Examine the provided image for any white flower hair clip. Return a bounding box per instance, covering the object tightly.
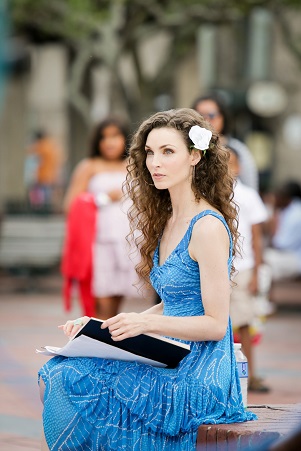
[189,125,212,155]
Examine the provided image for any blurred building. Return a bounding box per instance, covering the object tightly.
[175,8,301,192]
[1,7,301,212]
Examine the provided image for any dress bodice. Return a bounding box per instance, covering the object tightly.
[88,171,125,196]
[87,171,129,242]
[150,210,233,319]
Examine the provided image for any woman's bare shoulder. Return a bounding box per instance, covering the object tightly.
[74,158,93,172]
[192,213,229,245]
[73,158,101,178]
[189,214,230,262]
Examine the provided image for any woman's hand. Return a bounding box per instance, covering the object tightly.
[101,313,149,341]
[248,272,259,295]
[107,188,123,202]
[58,316,90,339]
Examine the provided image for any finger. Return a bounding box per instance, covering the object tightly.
[102,314,124,331]
[65,321,75,336]
[101,320,108,329]
[110,327,127,338]
[103,314,122,327]
[111,332,130,341]
[108,319,122,332]
[70,325,82,338]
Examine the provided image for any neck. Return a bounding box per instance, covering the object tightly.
[168,182,201,220]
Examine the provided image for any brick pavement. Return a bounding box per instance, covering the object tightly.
[0,284,301,450]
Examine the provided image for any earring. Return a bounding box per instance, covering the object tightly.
[192,165,196,184]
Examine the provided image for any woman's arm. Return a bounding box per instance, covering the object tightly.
[63,159,93,213]
[102,216,231,342]
[249,222,264,294]
[141,302,163,315]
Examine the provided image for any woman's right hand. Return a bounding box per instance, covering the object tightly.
[58,316,90,339]
[108,188,123,202]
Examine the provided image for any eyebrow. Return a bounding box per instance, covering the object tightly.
[145,144,176,149]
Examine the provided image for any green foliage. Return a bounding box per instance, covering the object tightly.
[10,0,109,43]
[8,0,301,121]
[10,0,300,42]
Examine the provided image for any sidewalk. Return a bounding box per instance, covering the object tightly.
[0,285,301,450]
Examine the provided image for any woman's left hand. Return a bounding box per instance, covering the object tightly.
[58,316,90,339]
[101,313,149,341]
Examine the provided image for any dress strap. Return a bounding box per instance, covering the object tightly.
[187,210,233,257]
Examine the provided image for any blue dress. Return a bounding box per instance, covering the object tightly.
[39,210,256,450]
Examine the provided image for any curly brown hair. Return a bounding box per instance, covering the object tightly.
[125,108,238,287]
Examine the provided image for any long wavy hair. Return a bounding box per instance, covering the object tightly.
[125,108,238,287]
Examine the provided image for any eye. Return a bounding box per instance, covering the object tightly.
[145,149,153,155]
[163,148,174,154]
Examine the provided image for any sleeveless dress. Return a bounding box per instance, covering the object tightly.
[38,210,256,450]
[88,172,138,298]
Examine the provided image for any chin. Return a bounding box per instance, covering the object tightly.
[104,154,123,161]
[153,181,170,190]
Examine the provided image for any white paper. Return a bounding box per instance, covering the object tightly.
[36,335,167,367]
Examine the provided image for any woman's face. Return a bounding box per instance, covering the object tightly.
[195,100,224,135]
[145,127,200,191]
[98,125,126,160]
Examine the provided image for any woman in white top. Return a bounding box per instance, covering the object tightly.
[63,117,138,319]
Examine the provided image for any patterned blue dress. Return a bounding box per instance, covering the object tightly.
[39,210,256,450]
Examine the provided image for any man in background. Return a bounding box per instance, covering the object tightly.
[25,130,63,209]
[228,146,270,393]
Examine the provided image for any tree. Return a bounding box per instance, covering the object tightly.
[9,0,301,124]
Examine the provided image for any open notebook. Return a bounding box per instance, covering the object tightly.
[36,317,190,368]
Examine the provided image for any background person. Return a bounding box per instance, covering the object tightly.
[25,129,63,208]
[228,146,270,393]
[63,117,138,319]
[39,108,256,451]
[264,180,301,281]
[192,93,259,191]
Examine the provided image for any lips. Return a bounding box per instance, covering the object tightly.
[153,173,165,178]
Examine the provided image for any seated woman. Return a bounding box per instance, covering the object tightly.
[39,108,256,451]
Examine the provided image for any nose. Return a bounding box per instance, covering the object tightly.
[150,152,162,168]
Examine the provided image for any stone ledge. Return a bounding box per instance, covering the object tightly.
[270,278,301,308]
[197,404,301,450]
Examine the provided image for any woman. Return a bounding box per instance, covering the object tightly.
[39,108,256,450]
[63,117,138,319]
[192,93,259,191]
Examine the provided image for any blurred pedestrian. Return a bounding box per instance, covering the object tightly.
[63,117,138,320]
[24,130,63,208]
[192,93,259,191]
[264,180,301,280]
[228,146,270,393]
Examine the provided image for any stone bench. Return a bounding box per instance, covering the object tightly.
[197,404,301,450]
[270,278,301,309]
[0,214,65,269]
[0,214,65,291]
